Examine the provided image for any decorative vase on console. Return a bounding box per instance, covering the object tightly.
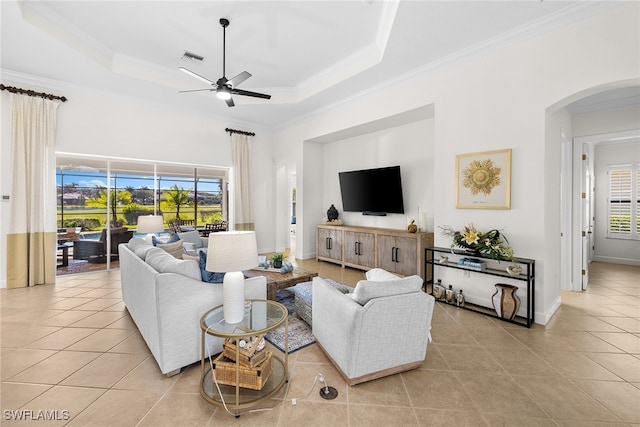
[492,284,520,320]
[327,204,339,221]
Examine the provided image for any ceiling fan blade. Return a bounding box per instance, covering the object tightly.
[178,67,216,85]
[232,88,271,99]
[225,97,235,107]
[178,88,217,93]
[227,71,251,88]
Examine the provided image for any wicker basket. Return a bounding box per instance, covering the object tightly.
[212,351,273,390]
[223,335,267,367]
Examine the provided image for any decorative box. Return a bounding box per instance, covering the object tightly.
[223,335,267,367]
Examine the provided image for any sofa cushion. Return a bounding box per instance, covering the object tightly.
[178,230,204,249]
[134,244,157,260]
[198,251,225,283]
[145,248,201,280]
[351,275,423,306]
[365,268,401,282]
[156,240,184,258]
[128,237,148,252]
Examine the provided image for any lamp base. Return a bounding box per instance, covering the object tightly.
[223,271,245,324]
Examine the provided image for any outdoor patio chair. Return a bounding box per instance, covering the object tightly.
[73,227,134,262]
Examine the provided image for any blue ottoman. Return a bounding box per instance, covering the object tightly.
[292,279,354,325]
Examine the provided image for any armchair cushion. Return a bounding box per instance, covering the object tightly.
[365,268,401,281]
[351,275,423,305]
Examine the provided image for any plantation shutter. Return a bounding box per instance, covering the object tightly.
[608,168,632,236]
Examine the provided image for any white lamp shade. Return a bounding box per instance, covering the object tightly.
[206,231,258,272]
[137,215,164,233]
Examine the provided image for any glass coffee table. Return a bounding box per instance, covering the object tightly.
[199,300,288,417]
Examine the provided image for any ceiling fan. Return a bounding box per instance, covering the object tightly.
[179,18,271,107]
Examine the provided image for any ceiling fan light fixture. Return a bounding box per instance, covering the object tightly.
[216,87,231,100]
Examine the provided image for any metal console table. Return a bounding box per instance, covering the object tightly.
[425,247,535,327]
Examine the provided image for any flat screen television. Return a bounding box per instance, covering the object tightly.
[338,165,405,216]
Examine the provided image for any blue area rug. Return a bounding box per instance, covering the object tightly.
[264,286,315,354]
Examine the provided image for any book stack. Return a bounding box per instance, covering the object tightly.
[458,257,487,271]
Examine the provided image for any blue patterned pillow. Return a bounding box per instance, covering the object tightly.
[198,251,225,283]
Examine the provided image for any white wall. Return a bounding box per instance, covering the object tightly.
[320,119,434,231]
[594,141,640,265]
[273,2,640,324]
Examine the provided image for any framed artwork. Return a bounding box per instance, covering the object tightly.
[455,148,511,209]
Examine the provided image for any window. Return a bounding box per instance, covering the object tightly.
[56,156,227,231]
[608,164,639,239]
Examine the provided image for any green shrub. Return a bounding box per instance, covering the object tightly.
[122,204,155,225]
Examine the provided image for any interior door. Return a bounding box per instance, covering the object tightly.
[581,155,594,290]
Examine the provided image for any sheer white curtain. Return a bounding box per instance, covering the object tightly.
[231,133,254,231]
[6,95,59,288]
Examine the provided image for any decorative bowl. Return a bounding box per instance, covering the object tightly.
[506,265,522,276]
[438,256,449,264]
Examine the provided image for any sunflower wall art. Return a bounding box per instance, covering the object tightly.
[455,149,511,209]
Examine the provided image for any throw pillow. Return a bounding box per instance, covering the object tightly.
[156,239,184,258]
[177,230,203,249]
[365,268,401,282]
[351,275,423,305]
[198,251,225,283]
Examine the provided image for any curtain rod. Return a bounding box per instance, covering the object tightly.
[0,84,68,102]
[225,127,255,137]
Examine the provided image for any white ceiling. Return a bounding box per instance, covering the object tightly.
[1,1,636,130]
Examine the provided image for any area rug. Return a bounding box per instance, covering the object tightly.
[264,286,315,353]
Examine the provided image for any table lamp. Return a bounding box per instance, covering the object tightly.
[137,215,164,243]
[206,231,258,323]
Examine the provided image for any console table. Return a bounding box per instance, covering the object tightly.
[425,247,535,327]
[317,224,433,279]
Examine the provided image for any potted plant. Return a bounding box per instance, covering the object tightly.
[271,252,285,268]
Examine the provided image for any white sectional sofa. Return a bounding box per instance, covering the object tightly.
[119,238,267,375]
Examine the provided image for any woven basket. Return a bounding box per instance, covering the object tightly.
[212,351,273,390]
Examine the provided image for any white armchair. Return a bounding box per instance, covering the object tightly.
[312,274,435,385]
[177,230,208,257]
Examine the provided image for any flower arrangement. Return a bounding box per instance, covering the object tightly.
[440,223,514,261]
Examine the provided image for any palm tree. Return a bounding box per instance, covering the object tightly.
[86,189,132,226]
[161,185,191,219]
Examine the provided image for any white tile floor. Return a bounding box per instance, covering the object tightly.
[2,260,639,426]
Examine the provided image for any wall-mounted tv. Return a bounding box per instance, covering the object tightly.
[338,166,405,216]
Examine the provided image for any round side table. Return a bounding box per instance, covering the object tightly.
[199,300,288,417]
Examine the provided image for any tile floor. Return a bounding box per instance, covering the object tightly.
[1,260,639,426]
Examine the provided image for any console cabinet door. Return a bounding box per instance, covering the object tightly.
[317,227,342,262]
[344,231,375,268]
[393,236,417,276]
[377,234,418,276]
[377,234,397,273]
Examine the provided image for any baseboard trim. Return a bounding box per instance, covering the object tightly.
[593,256,640,267]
